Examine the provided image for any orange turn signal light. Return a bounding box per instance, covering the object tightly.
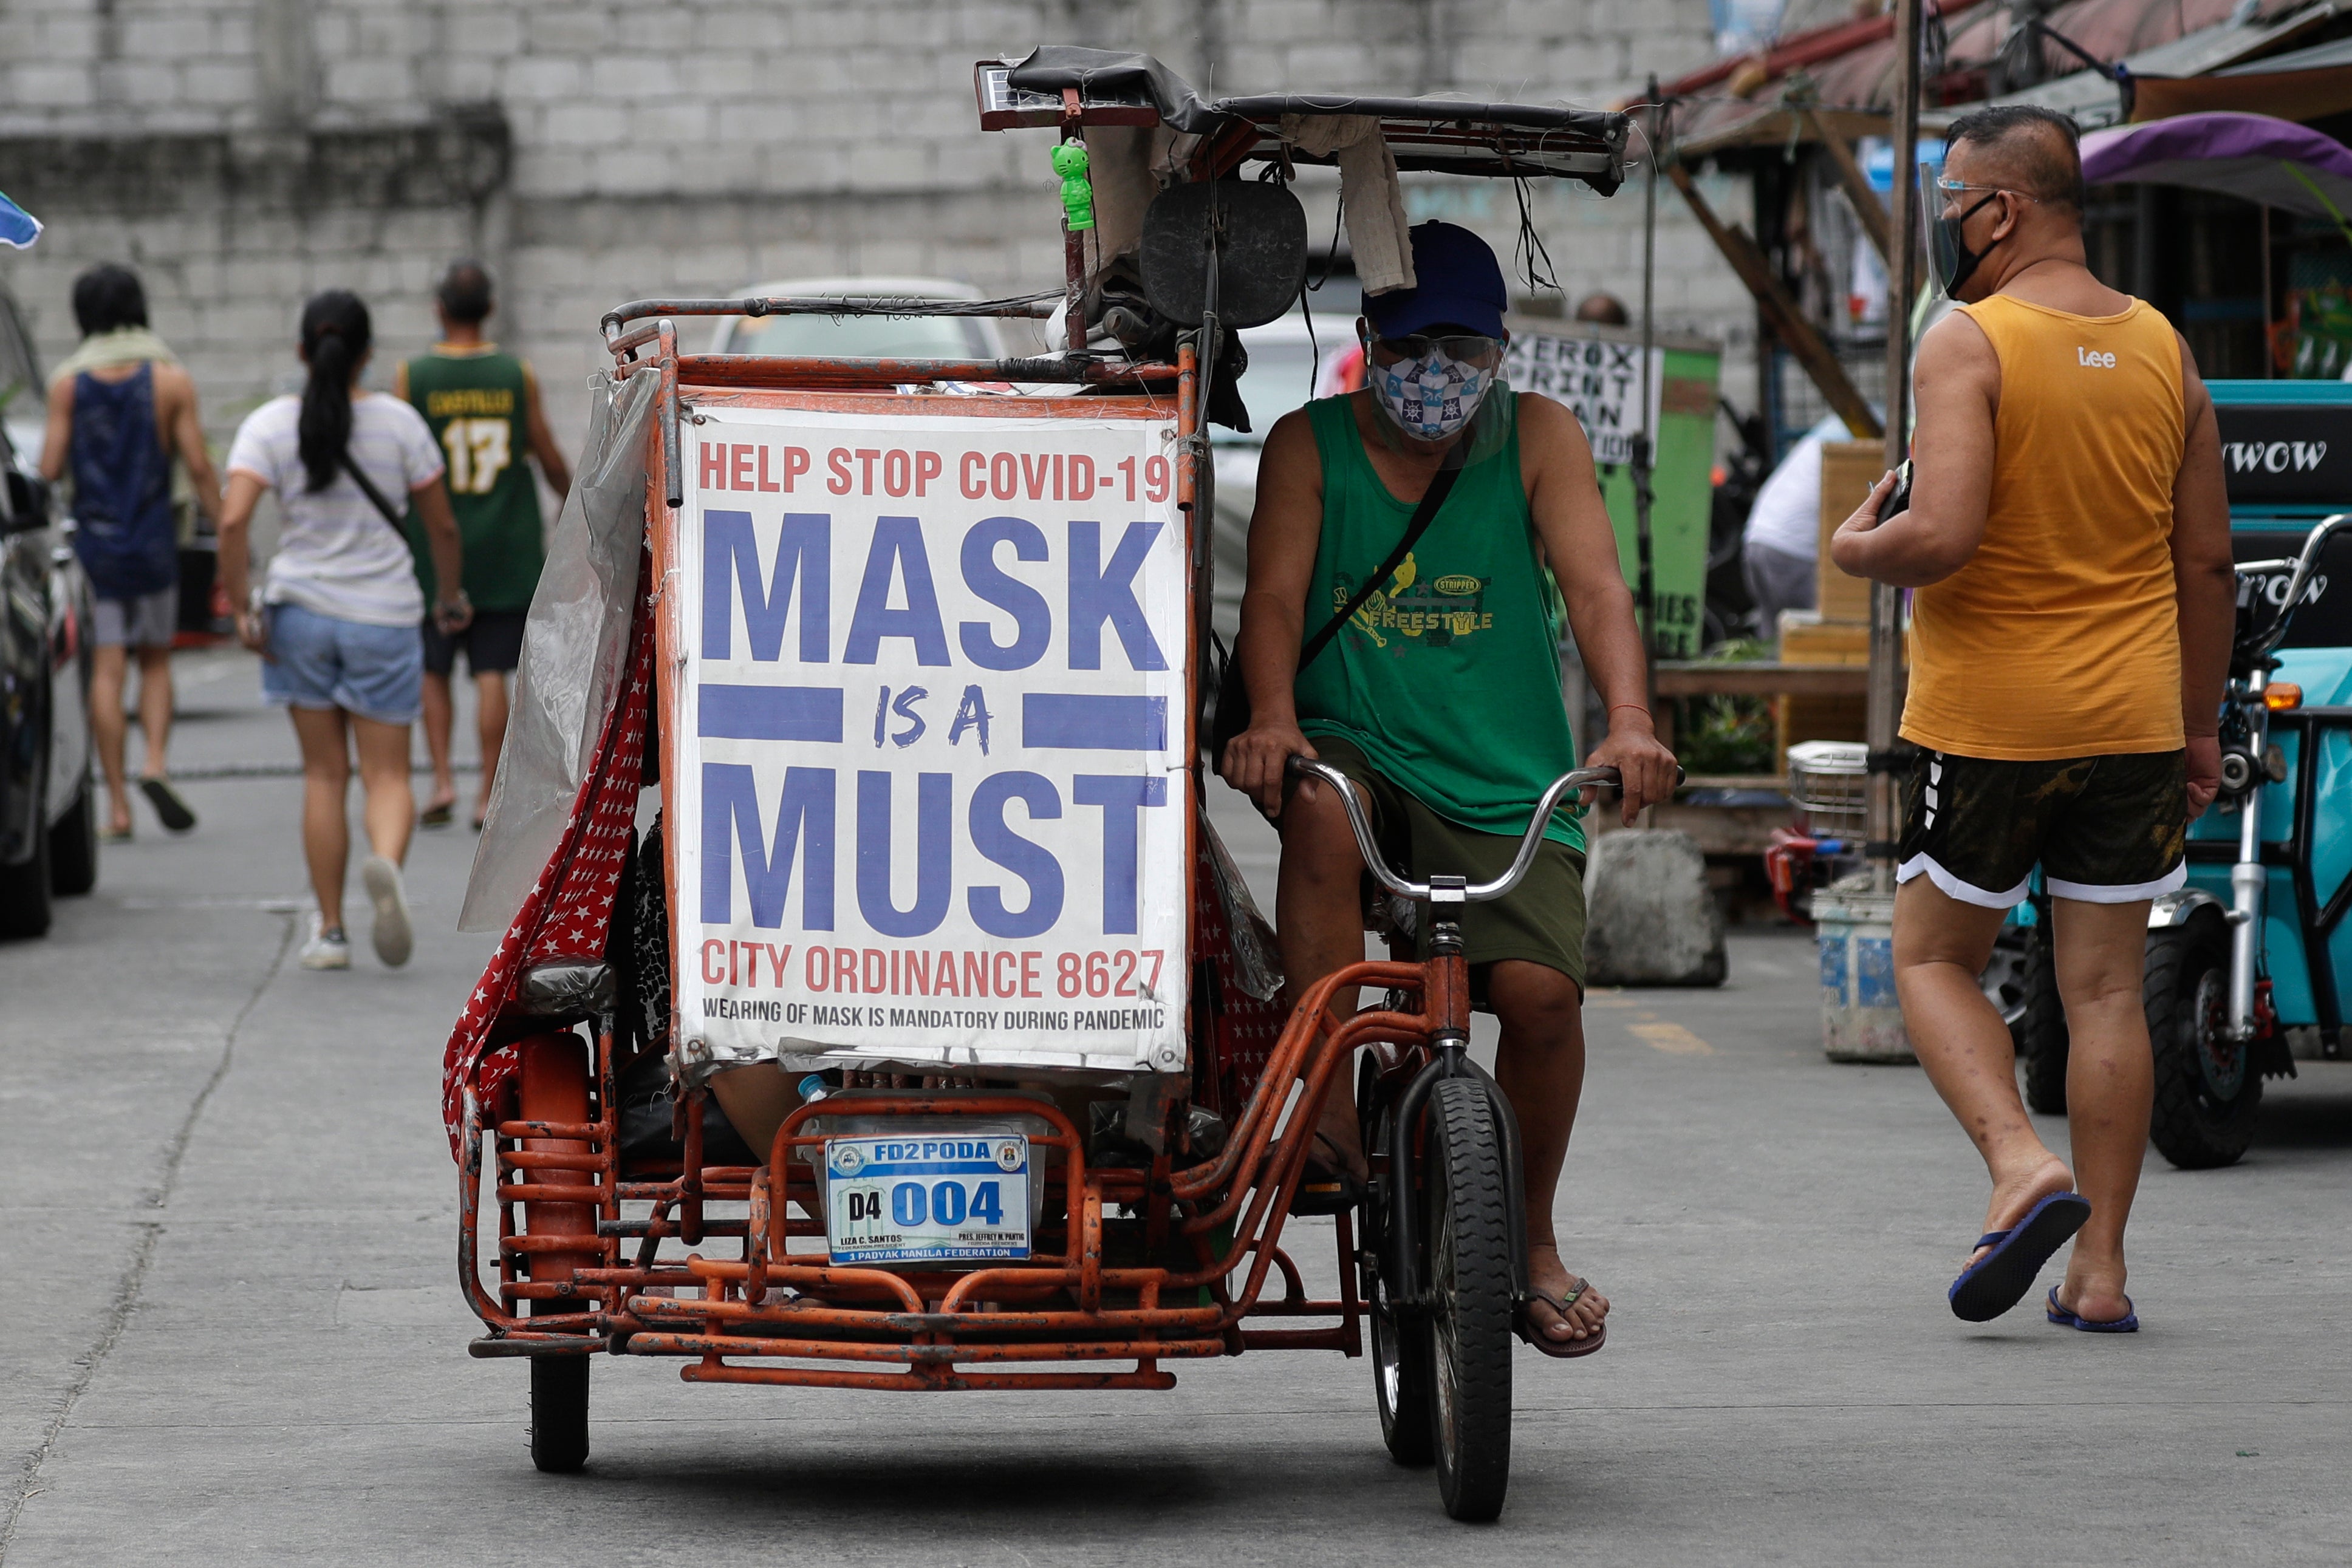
[2265,682,2303,711]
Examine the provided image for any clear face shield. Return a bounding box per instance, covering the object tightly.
[1920,163,2016,302]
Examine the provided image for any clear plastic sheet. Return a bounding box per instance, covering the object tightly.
[459,369,658,932]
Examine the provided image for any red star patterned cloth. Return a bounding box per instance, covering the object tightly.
[439,571,654,1159]
[1188,832,1291,1116]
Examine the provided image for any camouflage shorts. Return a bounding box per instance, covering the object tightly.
[1896,748,2189,906]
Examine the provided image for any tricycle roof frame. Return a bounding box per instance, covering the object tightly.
[976,49,1629,191]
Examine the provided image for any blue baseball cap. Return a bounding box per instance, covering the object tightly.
[1363,222,1509,340]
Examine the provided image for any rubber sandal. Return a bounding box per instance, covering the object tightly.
[101,824,134,844]
[1517,1281,1608,1358]
[1948,1189,2091,1322]
[419,802,454,828]
[2045,1285,2139,1333]
[138,777,197,833]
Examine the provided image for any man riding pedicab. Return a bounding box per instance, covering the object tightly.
[1219,222,1680,1356]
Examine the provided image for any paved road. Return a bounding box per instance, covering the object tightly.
[4,647,2350,1564]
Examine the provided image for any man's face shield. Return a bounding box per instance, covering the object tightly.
[1921,164,2033,302]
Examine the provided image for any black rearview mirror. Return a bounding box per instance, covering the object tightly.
[1138,180,1308,331]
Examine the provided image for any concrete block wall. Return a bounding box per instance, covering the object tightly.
[0,0,1755,461]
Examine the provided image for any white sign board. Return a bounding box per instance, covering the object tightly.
[1502,333,1665,468]
[672,403,1189,1076]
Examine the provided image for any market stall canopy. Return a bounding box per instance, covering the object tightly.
[1663,0,2336,149]
[2079,111,2352,216]
[2125,31,2352,122]
[1972,0,2344,124]
[977,46,1629,190]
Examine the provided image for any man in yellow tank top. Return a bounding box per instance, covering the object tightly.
[1831,106,2234,1332]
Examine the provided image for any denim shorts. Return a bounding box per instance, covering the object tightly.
[261,602,424,725]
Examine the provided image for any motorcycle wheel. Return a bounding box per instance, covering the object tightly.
[2146,919,2262,1170]
[2013,917,2070,1116]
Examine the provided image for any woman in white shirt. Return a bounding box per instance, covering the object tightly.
[218,290,470,972]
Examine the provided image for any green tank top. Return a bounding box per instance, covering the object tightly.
[402,347,544,612]
[1295,391,1582,851]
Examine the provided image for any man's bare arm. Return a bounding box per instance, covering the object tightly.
[156,364,222,525]
[522,364,573,501]
[1831,310,2000,587]
[1220,409,1325,817]
[1517,394,1678,821]
[38,375,72,484]
[2170,339,2234,813]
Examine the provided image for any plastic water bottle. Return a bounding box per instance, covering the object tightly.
[798,1073,829,1105]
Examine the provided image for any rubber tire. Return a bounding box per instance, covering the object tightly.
[1360,1055,1435,1467]
[0,769,55,940]
[2147,919,2261,1170]
[2015,917,2070,1116]
[49,769,98,897]
[529,1354,590,1474]
[1424,1078,1515,1523]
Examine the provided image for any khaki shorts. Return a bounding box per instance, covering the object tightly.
[1308,736,1587,1001]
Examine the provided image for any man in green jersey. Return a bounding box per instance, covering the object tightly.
[399,261,573,830]
[1222,223,1677,1357]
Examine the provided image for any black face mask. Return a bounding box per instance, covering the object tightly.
[1932,191,2003,301]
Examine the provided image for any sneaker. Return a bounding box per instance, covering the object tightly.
[361,854,413,968]
[300,919,350,970]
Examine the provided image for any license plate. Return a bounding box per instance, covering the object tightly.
[823,1133,1031,1264]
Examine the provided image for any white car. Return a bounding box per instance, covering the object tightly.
[707,276,1020,361]
[1207,305,1356,642]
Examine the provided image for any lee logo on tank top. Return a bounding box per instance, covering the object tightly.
[2075,347,2117,367]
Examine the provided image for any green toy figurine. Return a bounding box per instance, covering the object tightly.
[1051,142,1095,232]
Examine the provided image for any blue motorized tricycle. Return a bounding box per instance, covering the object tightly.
[2017,381,2352,1168]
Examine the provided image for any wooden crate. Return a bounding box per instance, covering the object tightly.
[1777,612,1870,665]
[1816,440,1884,624]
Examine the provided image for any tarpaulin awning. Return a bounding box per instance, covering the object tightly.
[2079,111,2352,216]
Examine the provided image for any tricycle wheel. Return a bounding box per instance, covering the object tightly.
[2013,913,2070,1116]
[530,1354,590,1473]
[1424,1078,1514,1522]
[1360,1055,1434,1467]
[2147,920,2261,1169]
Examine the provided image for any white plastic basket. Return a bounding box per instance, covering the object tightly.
[1787,740,1869,836]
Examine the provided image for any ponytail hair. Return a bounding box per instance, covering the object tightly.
[296,290,372,494]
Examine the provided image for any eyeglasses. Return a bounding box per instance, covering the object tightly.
[1364,332,1503,364]
[1930,179,2040,204]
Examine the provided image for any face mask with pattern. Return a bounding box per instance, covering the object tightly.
[1368,340,1494,441]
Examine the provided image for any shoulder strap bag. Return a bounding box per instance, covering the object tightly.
[1208,440,1466,760]
[338,449,411,536]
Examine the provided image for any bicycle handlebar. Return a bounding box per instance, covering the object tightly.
[1285,756,1673,906]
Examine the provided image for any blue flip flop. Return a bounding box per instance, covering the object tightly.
[1947,1190,2092,1322]
[2045,1285,2139,1333]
